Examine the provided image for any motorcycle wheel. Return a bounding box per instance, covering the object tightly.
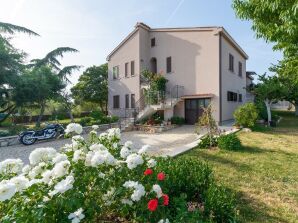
[20,133,37,145]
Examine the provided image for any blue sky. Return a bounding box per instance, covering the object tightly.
[0,0,282,85]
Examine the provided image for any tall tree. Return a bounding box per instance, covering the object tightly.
[233,0,298,114]
[12,66,65,126]
[253,74,286,125]
[0,22,39,122]
[71,64,108,113]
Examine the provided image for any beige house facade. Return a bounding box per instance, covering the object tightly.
[107,22,250,125]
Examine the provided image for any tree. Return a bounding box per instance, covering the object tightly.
[71,64,108,113]
[58,92,75,122]
[233,0,298,113]
[12,66,65,126]
[0,22,39,123]
[253,74,286,125]
[279,76,298,115]
[196,104,219,148]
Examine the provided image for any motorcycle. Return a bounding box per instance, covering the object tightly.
[19,123,65,145]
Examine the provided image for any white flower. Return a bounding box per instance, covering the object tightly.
[10,176,29,192]
[0,181,16,201]
[107,128,121,139]
[72,135,84,142]
[41,170,54,185]
[123,181,145,202]
[73,150,85,162]
[62,143,75,152]
[90,143,107,152]
[158,219,170,223]
[90,151,105,166]
[152,184,163,198]
[124,141,133,148]
[147,159,157,168]
[68,208,85,223]
[22,165,30,174]
[126,153,144,169]
[138,145,150,154]
[29,147,57,165]
[28,163,46,179]
[65,123,83,135]
[27,179,42,187]
[84,151,95,166]
[120,146,131,159]
[0,158,23,175]
[52,153,68,164]
[92,125,99,130]
[121,198,133,206]
[90,130,97,135]
[91,151,116,167]
[52,160,70,178]
[49,175,74,196]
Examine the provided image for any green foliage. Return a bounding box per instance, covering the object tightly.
[71,64,108,112]
[218,134,242,151]
[198,135,218,149]
[90,110,105,120]
[79,117,93,126]
[170,116,185,125]
[234,103,258,127]
[156,156,237,222]
[142,69,168,92]
[204,184,237,222]
[0,130,9,137]
[255,98,268,120]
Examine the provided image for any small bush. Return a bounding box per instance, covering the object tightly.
[204,183,237,222]
[90,110,105,120]
[234,103,258,128]
[170,116,185,125]
[198,135,218,149]
[79,117,93,126]
[218,134,241,150]
[0,130,10,137]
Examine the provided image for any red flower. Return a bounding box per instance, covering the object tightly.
[144,168,153,176]
[157,172,165,181]
[162,194,169,206]
[148,199,158,211]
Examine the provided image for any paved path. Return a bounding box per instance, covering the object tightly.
[0,126,198,164]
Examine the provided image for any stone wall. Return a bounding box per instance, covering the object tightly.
[0,123,120,148]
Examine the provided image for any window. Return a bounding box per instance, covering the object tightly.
[113,95,120,108]
[227,91,238,102]
[238,62,242,77]
[238,94,242,102]
[131,61,135,76]
[131,94,135,108]
[151,38,156,47]
[166,57,172,73]
[125,94,129,108]
[112,66,119,79]
[229,54,234,72]
[125,62,129,77]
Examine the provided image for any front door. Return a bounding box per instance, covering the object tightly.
[185,98,211,124]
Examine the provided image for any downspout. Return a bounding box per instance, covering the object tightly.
[219,31,223,126]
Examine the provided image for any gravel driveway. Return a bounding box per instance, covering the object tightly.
[0,126,197,164]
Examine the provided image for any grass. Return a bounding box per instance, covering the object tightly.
[182,111,298,223]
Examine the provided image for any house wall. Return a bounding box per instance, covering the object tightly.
[108,30,141,116]
[146,30,220,121]
[220,35,247,121]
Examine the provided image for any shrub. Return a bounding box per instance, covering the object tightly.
[170,116,185,125]
[0,130,10,137]
[218,134,241,150]
[79,117,93,126]
[198,135,218,149]
[90,110,104,120]
[204,183,237,222]
[233,103,258,128]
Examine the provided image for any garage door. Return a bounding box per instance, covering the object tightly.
[185,98,211,124]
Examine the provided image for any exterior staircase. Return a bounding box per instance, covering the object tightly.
[134,85,184,121]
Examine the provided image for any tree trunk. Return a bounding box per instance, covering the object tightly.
[295,104,298,116]
[68,108,74,122]
[264,99,272,126]
[0,106,16,123]
[36,103,46,127]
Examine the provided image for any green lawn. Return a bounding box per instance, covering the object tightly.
[182,111,298,223]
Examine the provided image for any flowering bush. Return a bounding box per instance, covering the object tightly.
[0,124,170,222]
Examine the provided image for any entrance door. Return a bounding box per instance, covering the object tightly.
[185,98,211,124]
